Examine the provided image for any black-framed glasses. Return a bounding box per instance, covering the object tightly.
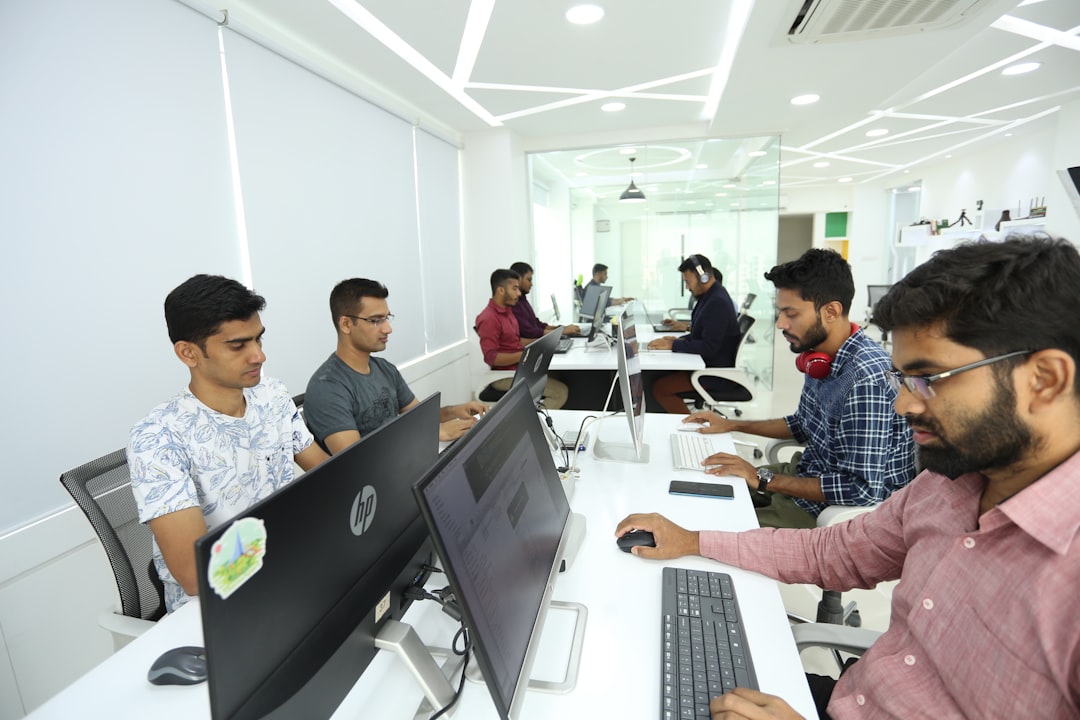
[344,314,395,327]
[884,350,1033,400]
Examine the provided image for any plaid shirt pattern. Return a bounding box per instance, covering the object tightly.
[785,327,914,515]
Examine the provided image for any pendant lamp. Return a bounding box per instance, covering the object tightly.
[619,157,646,203]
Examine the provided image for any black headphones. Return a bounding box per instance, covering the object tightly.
[687,254,710,284]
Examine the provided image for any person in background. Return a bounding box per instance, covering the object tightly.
[509,261,580,340]
[128,274,329,612]
[617,234,1080,720]
[585,262,633,307]
[304,278,487,454]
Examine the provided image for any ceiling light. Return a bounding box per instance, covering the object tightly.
[715,192,727,197]
[907,186,921,192]
[730,202,739,207]
[945,155,953,159]
[866,128,889,137]
[686,201,696,205]
[1005,132,1013,137]
[813,161,830,168]
[1002,62,1040,76]
[838,177,852,183]
[619,147,636,155]
[724,183,736,189]
[695,163,708,169]
[763,180,776,185]
[575,172,587,177]
[790,94,820,105]
[748,150,767,157]
[619,157,646,203]
[601,102,625,112]
[566,4,604,24]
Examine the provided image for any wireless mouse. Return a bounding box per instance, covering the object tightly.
[617,529,656,553]
[147,645,208,686]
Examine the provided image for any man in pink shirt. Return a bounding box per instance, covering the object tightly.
[475,268,568,408]
[617,235,1080,719]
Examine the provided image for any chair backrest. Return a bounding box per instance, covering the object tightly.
[736,313,755,339]
[739,293,756,314]
[59,449,165,622]
[866,285,891,317]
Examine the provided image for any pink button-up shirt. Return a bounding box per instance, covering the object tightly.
[701,451,1080,719]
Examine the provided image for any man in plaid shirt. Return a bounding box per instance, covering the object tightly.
[684,249,915,528]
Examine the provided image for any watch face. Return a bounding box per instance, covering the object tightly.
[756,468,774,481]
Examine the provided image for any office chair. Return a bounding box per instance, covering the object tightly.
[688,315,757,416]
[865,284,892,345]
[471,325,514,401]
[738,292,756,318]
[59,449,166,648]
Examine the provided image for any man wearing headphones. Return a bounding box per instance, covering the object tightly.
[684,249,915,528]
[646,254,743,413]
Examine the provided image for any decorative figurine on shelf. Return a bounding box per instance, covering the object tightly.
[996,210,1011,232]
[953,209,972,227]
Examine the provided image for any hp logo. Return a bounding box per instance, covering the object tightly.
[350,486,377,536]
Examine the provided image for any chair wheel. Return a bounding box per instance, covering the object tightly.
[845,610,862,628]
[753,449,763,459]
[733,409,743,417]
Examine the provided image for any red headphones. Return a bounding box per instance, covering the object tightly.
[796,323,859,380]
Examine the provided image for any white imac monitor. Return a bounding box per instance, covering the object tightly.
[550,292,561,322]
[578,283,611,322]
[412,380,586,720]
[593,306,649,463]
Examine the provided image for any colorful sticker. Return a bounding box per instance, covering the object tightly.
[207,517,267,600]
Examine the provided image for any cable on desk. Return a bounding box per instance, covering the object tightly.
[430,624,470,720]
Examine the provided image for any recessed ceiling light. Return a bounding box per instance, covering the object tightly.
[748,150,767,157]
[600,102,625,112]
[566,4,604,24]
[575,172,587,177]
[838,177,852,183]
[724,183,736,188]
[790,94,820,105]
[945,154,952,159]
[619,147,636,155]
[813,161,830,168]
[907,186,921,192]
[1005,132,1013,137]
[866,128,889,137]
[686,200,696,205]
[903,169,910,173]
[715,192,727,197]
[1002,62,1040,76]
[695,163,708,169]
[730,202,739,206]
[762,180,776,186]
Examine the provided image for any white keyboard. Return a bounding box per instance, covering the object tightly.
[670,433,718,471]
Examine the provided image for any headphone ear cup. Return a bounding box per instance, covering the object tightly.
[796,351,832,380]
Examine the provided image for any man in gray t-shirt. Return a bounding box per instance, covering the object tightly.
[305,278,487,454]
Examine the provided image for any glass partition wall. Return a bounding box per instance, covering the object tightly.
[528,136,781,389]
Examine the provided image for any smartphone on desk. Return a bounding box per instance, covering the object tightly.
[668,480,734,500]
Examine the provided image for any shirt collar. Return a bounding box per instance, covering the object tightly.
[826,325,864,373]
[487,298,511,315]
[993,448,1080,554]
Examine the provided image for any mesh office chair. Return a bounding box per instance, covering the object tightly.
[688,315,757,416]
[865,284,892,344]
[59,449,165,646]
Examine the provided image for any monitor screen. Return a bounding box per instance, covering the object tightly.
[585,286,612,342]
[594,306,648,463]
[512,327,563,405]
[195,394,443,720]
[413,381,572,720]
[578,283,611,322]
[550,292,561,322]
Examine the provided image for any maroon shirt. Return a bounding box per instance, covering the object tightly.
[475,299,522,369]
[511,293,548,339]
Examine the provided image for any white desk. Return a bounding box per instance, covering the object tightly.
[31,413,816,720]
[552,326,704,372]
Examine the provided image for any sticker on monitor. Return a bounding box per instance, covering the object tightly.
[207,517,267,600]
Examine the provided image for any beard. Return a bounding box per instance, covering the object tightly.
[908,381,1037,479]
[786,316,829,354]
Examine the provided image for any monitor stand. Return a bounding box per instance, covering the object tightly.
[374,620,467,718]
[591,415,650,464]
[464,600,588,694]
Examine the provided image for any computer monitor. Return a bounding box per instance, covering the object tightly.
[412,381,583,720]
[550,292,561,322]
[512,327,563,405]
[194,394,442,720]
[585,286,612,342]
[593,306,649,463]
[578,283,611,322]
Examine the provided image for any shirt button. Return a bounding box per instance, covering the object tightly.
[904,655,916,666]
[963,537,976,549]
[923,598,934,610]
[856,694,866,706]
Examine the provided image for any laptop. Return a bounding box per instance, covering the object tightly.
[513,327,563,403]
[640,301,681,333]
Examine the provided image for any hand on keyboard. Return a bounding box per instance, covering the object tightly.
[614,512,700,561]
[709,687,804,719]
[684,411,737,435]
[702,451,755,486]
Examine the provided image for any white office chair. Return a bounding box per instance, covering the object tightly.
[689,315,757,417]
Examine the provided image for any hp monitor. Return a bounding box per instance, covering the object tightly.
[195,394,442,720]
[413,381,585,720]
[593,306,648,463]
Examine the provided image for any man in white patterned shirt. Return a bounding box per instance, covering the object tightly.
[128,275,328,612]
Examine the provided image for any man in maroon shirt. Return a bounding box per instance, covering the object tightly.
[475,268,568,408]
[617,235,1080,719]
[509,261,580,340]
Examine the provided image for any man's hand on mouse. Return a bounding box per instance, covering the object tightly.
[614,513,700,560]
[684,411,737,435]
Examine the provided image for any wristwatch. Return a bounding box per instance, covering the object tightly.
[755,467,774,493]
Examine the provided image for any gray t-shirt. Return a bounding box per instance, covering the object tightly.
[304,354,415,451]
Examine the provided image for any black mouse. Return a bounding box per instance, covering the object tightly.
[148,646,208,686]
[617,529,656,553]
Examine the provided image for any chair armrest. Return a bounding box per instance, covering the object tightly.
[817,504,879,527]
[791,623,882,655]
[764,438,803,465]
[98,611,156,639]
[689,369,756,408]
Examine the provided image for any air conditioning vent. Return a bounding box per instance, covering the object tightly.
[788,0,993,43]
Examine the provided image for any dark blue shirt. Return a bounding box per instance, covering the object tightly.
[671,283,740,368]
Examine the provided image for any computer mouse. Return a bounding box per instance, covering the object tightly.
[147,646,208,686]
[617,529,656,553]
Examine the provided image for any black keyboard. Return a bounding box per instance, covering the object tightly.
[661,567,758,719]
[555,337,574,353]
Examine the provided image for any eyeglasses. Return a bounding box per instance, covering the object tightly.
[344,314,395,327]
[884,350,1033,400]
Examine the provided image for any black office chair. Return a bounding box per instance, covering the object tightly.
[60,449,165,646]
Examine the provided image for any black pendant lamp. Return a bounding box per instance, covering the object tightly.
[619,157,646,203]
